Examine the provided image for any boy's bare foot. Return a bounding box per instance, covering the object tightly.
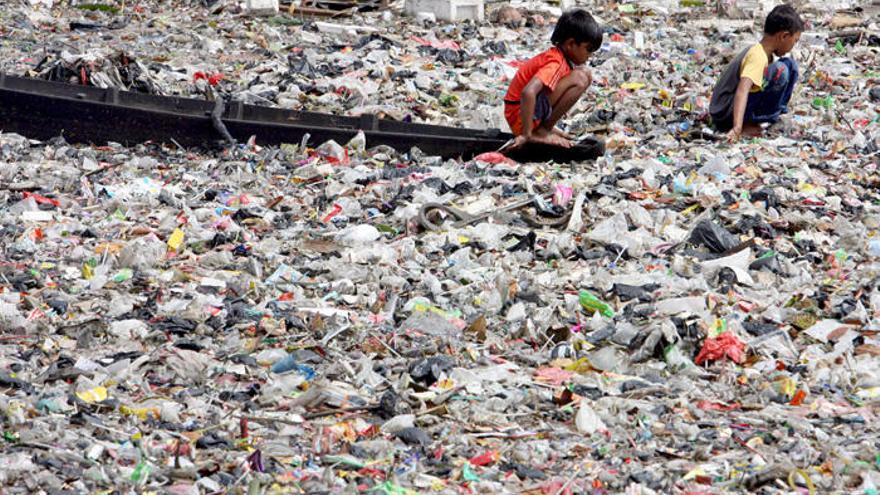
[742,123,763,137]
[546,134,572,148]
[551,127,574,140]
[532,128,572,148]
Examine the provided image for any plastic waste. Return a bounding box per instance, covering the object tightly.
[579,290,615,318]
[695,332,746,365]
[270,354,317,379]
[575,399,607,435]
[0,2,876,493]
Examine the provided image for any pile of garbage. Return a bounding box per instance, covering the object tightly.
[1,0,879,493]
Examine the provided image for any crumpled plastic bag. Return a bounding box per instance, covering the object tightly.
[688,220,739,253]
[166,349,217,382]
[575,398,606,435]
[695,332,746,365]
[473,152,516,165]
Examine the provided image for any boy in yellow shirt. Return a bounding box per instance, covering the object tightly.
[709,5,804,142]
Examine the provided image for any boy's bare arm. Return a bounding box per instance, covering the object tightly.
[518,77,544,140]
[511,77,566,148]
[729,77,755,141]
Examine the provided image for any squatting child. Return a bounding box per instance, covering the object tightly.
[709,4,804,141]
[504,9,603,149]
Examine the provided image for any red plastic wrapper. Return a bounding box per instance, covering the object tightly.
[23,191,60,207]
[321,203,343,223]
[533,367,573,386]
[472,152,516,165]
[695,332,746,365]
[193,71,224,86]
[696,400,741,412]
[468,450,498,466]
[527,481,572,495]
[411,36,461,51]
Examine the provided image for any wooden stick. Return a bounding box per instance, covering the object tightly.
[236,415,305,426]
[826,30,864,40]
[84,161,123,177]
[303,406,374,420]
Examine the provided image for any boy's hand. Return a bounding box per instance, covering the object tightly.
[727,127,742,143]
[509,135,529,150]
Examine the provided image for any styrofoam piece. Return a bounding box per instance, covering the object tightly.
[246,0,279,16]
[405,0,485,22]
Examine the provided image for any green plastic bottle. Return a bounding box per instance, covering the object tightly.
[579,290,614,318]
[812,96,833,109]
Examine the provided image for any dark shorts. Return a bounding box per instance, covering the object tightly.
[711,59,798,132]
[504,90,552,135]
[710,112,734,132]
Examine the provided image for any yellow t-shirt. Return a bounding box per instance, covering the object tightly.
[739,43,769,93]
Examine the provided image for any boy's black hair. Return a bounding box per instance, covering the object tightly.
[764,4,804,34]
[551,9,603,52]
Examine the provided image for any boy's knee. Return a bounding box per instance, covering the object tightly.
[767,62,792,88]
[775,58,798,80]
[783,58,799,81]
[571,70,591,92]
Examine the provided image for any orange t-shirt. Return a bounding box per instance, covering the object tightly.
[504,47,572,104]
[503,47,572,134]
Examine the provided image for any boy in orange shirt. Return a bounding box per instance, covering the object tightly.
[709,5,804,142]
[504,9,603,149]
